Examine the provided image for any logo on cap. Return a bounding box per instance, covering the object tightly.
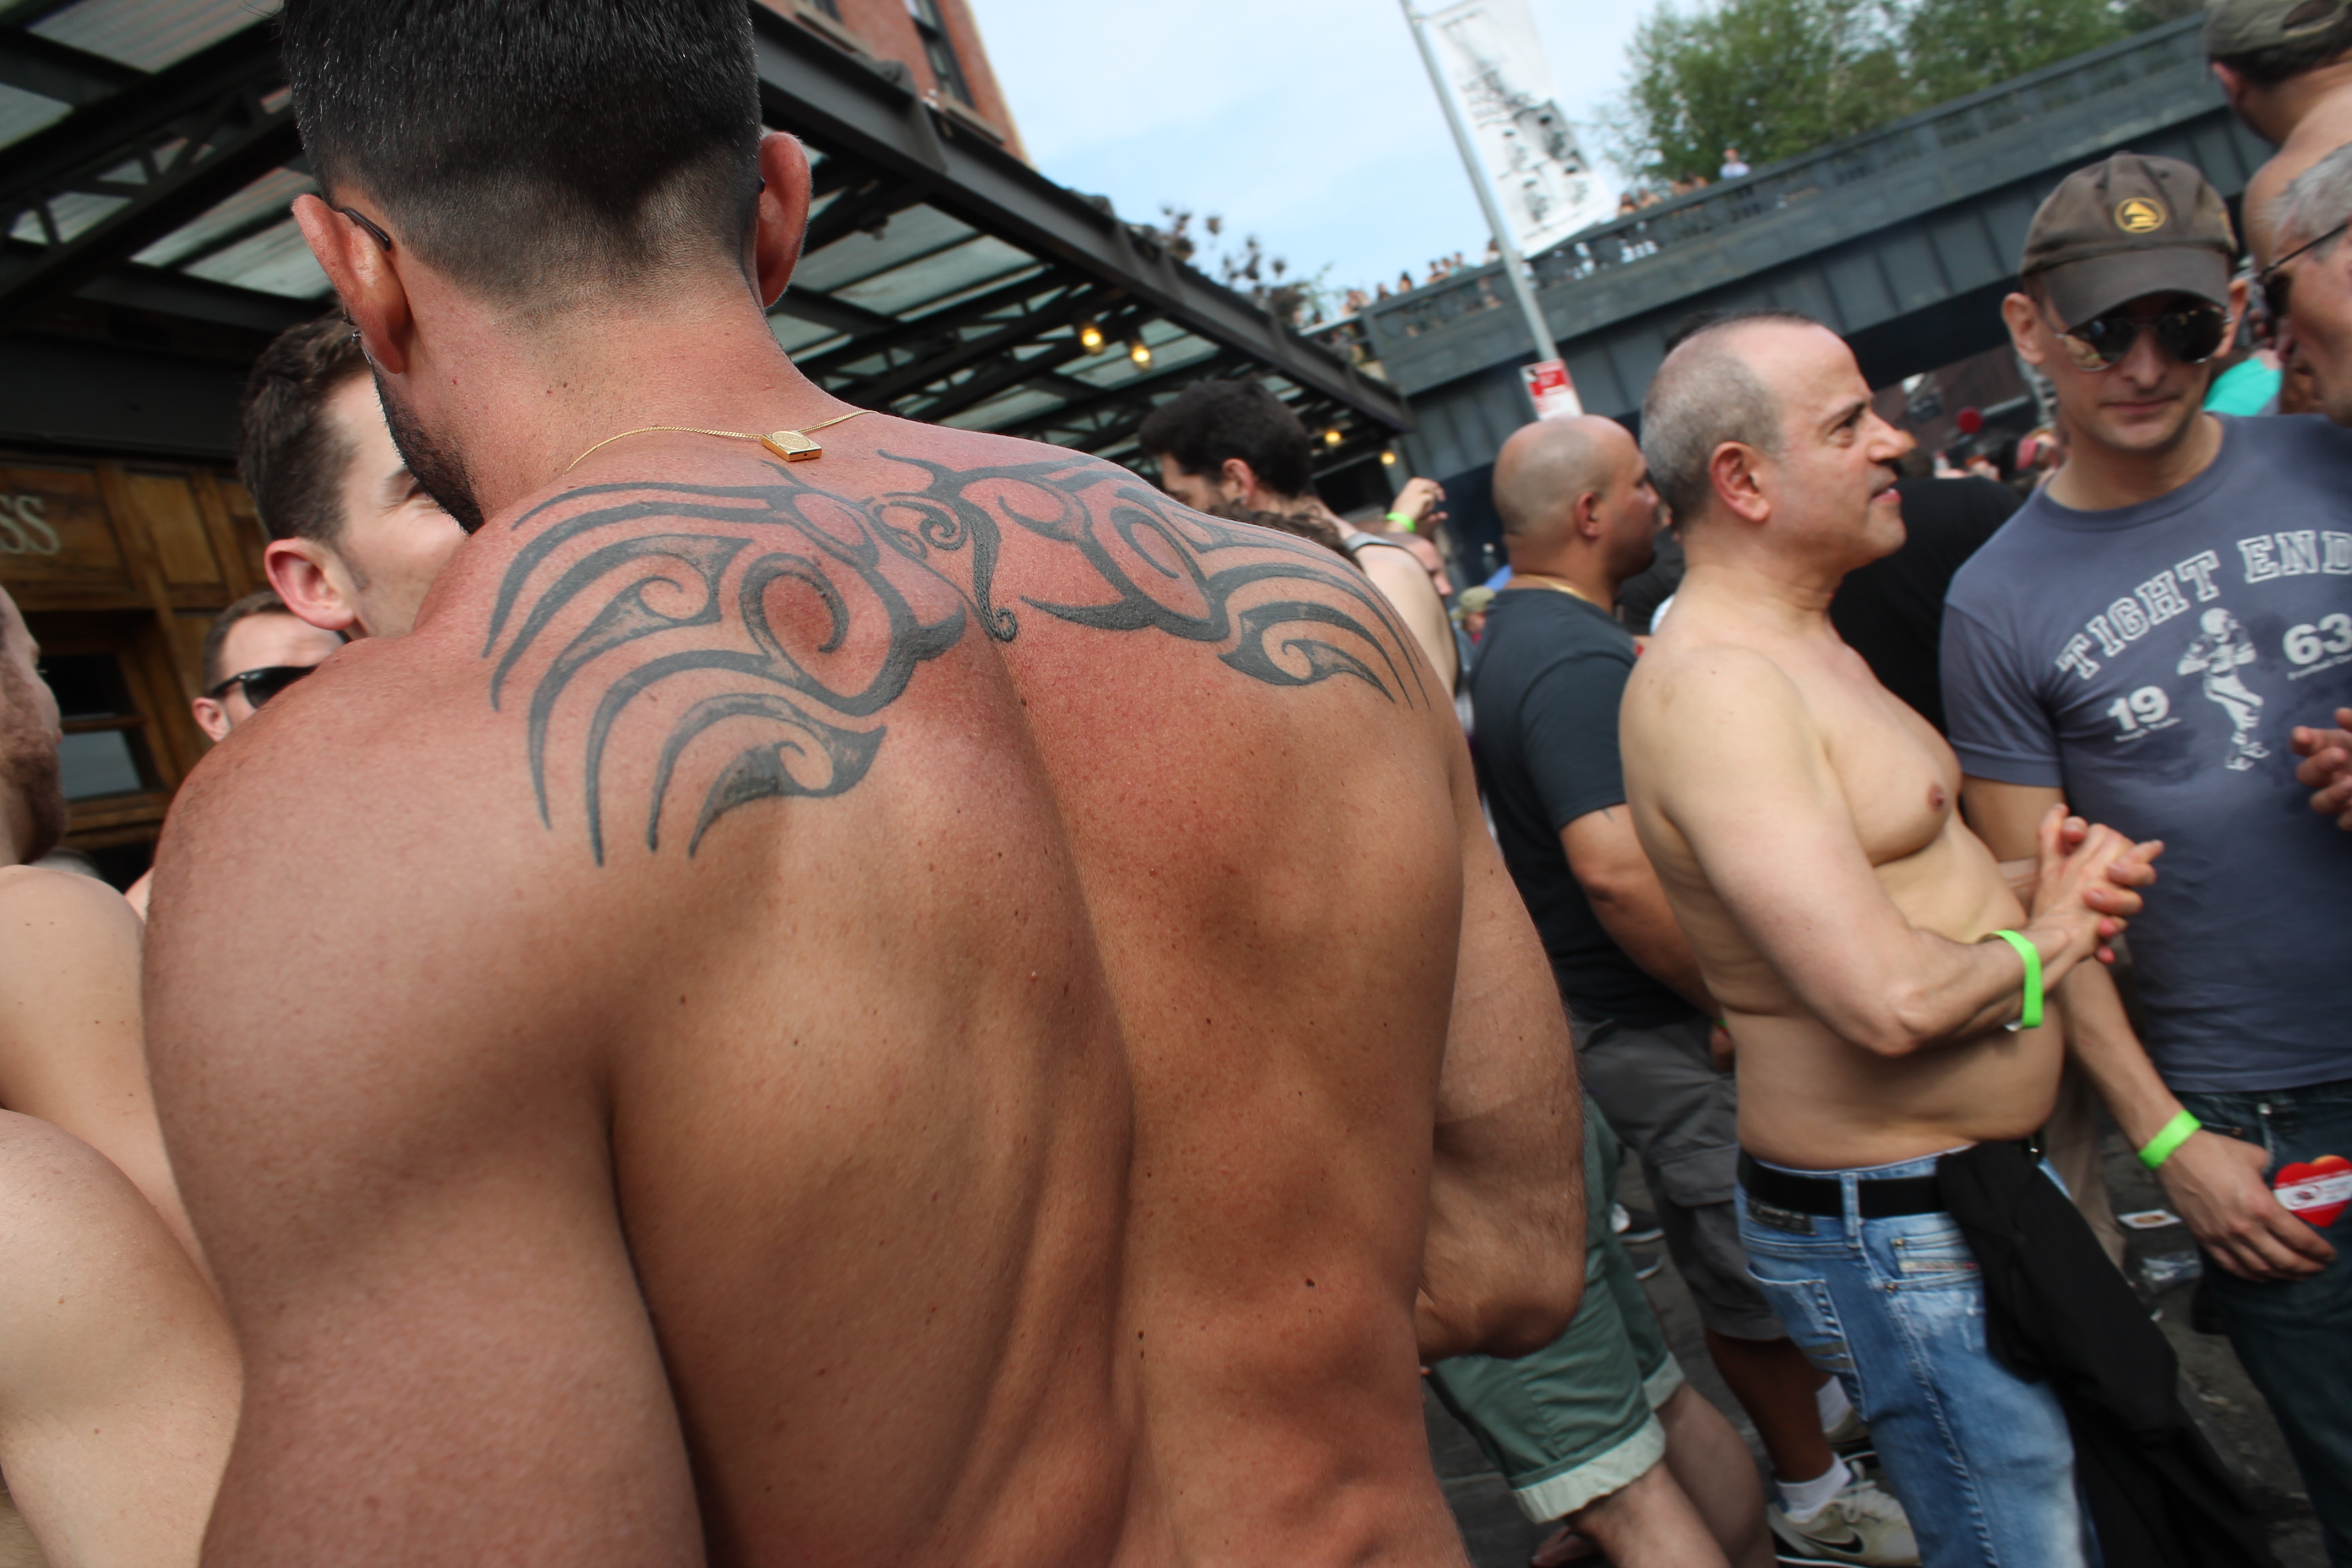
[2115,197,2166,234]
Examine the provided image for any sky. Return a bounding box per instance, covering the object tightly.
[975,0,1654,309]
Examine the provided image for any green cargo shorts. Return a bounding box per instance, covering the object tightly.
[1425,1097,1683,1522]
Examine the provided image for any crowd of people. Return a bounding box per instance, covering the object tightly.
[1,2,2350,1567]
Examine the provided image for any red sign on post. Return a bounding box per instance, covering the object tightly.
[1521,358,1582,420]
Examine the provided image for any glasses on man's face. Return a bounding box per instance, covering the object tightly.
[205,664,317,709]
[2042,301,2229,373]
[2260,218,2351,323]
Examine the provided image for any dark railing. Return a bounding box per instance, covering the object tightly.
[1364,12,2210,346]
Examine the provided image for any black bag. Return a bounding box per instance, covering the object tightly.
[1939,1140,2276,1568]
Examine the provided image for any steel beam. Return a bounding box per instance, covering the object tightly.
[798,268,1082,377]
[842,282,1115,405]
[991,350,1250,443]
[0,20,295,334]
[769,286,900,340]
[0,26,143,105]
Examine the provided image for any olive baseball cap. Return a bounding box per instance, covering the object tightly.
[2019,153,2236,329]
[2204,0,2351,59]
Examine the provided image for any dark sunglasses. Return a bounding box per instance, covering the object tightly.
[2043,301,2229,372]
[2260,217,2351,322]
[205,664,317,708]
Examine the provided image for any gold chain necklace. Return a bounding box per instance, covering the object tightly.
[563,408,871,474]
[1510,570,1601,608]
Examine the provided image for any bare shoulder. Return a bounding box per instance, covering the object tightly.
[0,864,138,946]
[0,1111,165,1288]
[470,422,1442,851]
[0,866,139,1032]
[1624,631,1805,727]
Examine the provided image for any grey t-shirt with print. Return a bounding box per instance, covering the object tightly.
[1941,414,2352,1093]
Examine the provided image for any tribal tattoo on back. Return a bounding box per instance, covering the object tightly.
[483,451,1429,863]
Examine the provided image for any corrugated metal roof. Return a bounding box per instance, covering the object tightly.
[0,4,1402,471]
[32,0,277,74]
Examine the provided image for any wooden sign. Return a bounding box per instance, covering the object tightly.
[0,464,132,590]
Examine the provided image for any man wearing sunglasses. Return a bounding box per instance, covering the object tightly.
[189,589,343,743]
[122,590,344,918]
[1947,152,2352,1560]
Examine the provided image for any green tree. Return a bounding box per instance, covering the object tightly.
[1900,0,2129,106]
[1609,0,2187,189]
[1618,0,1908,185]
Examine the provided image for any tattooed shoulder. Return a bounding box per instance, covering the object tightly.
[483,449,1427,862]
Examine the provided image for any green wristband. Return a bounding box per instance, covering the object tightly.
[1988,928,2043,1030]
[1385,510,1417,531]
[2138,1109,2202,1171]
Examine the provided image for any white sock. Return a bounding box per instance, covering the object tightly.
[1778,1455,1853,1523]
[1815,1377,1853,1431]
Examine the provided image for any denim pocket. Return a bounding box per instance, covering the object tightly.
[1892,1237,1980,1282]
[1870,1216,1980,1292]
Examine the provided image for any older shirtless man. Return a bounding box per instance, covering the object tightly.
[144,4,1581,1564]
[1620,312,2158,1568]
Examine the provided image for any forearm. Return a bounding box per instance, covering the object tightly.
[1806,919,2071,1057]
[1589,891,1714,1016]
[2057,961,2180,1147]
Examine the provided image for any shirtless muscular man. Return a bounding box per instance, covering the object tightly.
[145,4,1582,1563]
[1620,312,2158,1567]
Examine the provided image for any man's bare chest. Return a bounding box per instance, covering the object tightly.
[1812,671,1961,867]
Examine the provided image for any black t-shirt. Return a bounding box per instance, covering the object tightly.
[1828,476,2018,734]
[1470,586,1694,1028]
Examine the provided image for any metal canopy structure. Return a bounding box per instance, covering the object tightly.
[0,0,1406,470]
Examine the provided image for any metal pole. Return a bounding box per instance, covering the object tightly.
[1400,0,1559,365]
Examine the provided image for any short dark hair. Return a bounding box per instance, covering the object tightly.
[2213,8,2352,85]
[1137,380,1316,499]
[202,590,297,690]
[279,0,764,306]
[239,313,371,547]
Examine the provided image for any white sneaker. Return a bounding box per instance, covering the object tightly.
[1768,1477,1918,1566]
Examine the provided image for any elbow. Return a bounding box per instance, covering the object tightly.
[1848,986,1942,1059]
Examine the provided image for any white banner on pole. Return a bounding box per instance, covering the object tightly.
[1423,0,1612,259]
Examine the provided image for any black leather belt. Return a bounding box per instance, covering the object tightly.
[1737,1151,1946,1218]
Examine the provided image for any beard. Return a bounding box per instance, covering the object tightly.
[375,366,487,535]
[0,666,65,864]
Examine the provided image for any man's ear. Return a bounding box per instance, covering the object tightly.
[751,132,815,307]
[265,538,362,636]
[1219,457,1260,505]
[2001,291,2048,368]
[190,696,231,744]
[291,193,416,376]
[1572,490,1605,540]
[2212,60,2250,117]
[1709,443,1770,526]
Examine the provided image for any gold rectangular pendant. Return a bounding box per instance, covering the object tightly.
[761,429,823,461]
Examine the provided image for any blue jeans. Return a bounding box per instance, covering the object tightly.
[2176,1079,2352,1567]
[1739,1152,2092,1568]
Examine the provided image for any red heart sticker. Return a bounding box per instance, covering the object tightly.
[2274,1155,2352,1228]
